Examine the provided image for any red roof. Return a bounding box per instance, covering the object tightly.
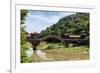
[31,32,39,35]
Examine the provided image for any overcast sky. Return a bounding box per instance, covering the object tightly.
[25,10,75,33]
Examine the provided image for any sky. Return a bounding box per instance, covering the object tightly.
[25,10,75,33]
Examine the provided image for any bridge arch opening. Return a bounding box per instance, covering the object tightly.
[40,35,68,47]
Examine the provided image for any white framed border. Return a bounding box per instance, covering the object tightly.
[11,3,96,73]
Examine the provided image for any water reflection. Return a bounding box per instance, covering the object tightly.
[26,48,48,61]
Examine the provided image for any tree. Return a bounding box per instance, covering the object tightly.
[40,13,89,36]
[20,10,31,63]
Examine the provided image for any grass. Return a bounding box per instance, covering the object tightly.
[37,42,65,50]
[69,35,80,38]
[44,49,89,61]
[29,42,89,62]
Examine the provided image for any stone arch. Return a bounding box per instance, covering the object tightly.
[40,35,67,47]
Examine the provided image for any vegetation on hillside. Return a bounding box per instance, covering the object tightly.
[40,13,89,36]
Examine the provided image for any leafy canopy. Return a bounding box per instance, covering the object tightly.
[40,13,89,36]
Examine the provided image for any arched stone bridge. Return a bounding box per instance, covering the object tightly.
[27,33,88,47]
[40,35,67,47]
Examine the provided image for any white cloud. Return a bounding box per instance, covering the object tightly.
[25,11,75,33]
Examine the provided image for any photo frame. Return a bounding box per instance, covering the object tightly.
[11,1,96,73]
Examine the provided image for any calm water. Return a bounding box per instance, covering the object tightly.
[26,48,48,60]
[26,48,33,57]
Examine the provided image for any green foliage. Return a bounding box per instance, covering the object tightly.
[65,45,89,53]
[37,42,65,50]
[37,42,89,52]
[20,10,31,63]
[40,13,89,36]
[21,45,32,63]
[47,44,54,50]
[20,10,28,24]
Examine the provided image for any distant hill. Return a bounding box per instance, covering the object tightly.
[40,13,89,36]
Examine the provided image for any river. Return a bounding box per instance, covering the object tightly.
[26,48,48,61]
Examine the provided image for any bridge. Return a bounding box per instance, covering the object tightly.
[26,32,88,49]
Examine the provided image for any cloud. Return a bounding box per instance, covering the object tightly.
[25,10,75,33]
